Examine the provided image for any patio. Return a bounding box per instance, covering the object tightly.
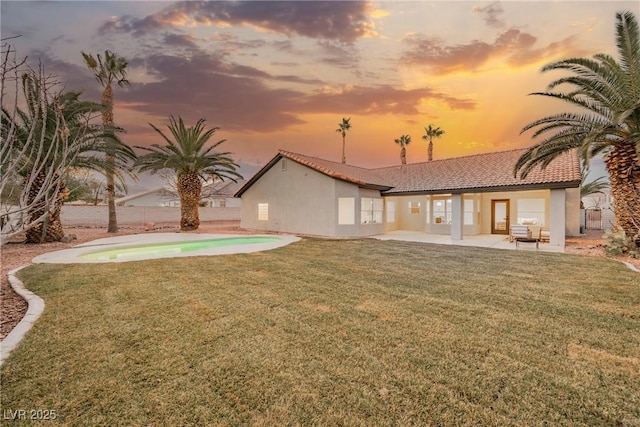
[373,230,565,253]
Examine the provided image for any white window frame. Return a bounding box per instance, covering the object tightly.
[386,200,395,223]
[258,203,269,221]
[361,197,383,224]
[464,198,475,225]
[338,197,355,225]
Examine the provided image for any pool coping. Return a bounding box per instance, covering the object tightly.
[32,233,301,264]
[0,266,45,366]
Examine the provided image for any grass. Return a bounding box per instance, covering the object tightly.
[1,238,639,426]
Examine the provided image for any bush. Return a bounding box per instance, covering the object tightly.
[603,227,640,258]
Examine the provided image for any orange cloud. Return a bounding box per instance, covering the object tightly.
[401,28,582,74]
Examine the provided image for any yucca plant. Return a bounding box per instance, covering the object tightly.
[1,75,135,243]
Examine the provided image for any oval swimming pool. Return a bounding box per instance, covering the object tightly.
[79,236,281,261]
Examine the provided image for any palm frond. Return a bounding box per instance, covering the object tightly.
[135,116,243,182]
[517,12,640,180]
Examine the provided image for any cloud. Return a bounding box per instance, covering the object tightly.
[300,85,475,115]
[27,50,103,99]
[99,1,378,42]
[162,33,199,48]
[317,40,360,68]
[473,1,505,29]
[401,28,580,74]
[116,51,474,133]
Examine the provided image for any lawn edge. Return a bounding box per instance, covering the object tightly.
[0,265,45,366]
[621,260,640,273]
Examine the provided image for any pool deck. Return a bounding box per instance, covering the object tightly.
[373,231,565,253]
[32,233,301,264]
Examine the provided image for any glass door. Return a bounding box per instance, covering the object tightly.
[491,199,510,234]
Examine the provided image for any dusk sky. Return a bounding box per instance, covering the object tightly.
[2,1,635,188]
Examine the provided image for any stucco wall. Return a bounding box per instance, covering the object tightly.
[240,158,338,235]
[240,159,385,237]
[565,187,580,236]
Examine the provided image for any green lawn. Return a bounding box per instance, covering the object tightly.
[1,238,639,426]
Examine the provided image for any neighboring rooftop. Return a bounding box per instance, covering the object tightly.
[235,148,581,197]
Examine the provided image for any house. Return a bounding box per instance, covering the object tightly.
[582,189,616,230]
[116,187,178,207]
[235,149,582,246]
[116,181,244,208]
[202,180,244,208]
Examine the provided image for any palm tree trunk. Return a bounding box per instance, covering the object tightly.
[428,140,433,162]
[400,146,406,165]
[106,155,117,233]
[177,172,202,231]
[25,172,66,243]
[342,132,346,164]
[606,143,640,243]
[102,84,118,233]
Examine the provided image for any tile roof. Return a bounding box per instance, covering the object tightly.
[235,148,581,197]
[375,148,581,194]
[278,150,393,189]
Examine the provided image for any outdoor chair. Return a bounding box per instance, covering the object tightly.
[539,228,550,243]
[510,225,539,249]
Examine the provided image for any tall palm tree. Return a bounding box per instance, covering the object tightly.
[394,134,411,165]
[422,124,445,161]
[2,78,135,242]
[82,50,129,233]
[515,11,640,241]
[135,116,242,231]
[335,117,351,164]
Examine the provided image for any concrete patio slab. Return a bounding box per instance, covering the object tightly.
[372,230,565,253]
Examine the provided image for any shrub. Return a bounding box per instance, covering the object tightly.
[603,227,640,258]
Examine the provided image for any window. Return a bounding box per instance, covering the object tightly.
[386,200,395,223]
[258,203,268,221]
[425,198,430,223]
[433,198,452,224]
[338,197,355,225]
[361,197,383,224]
[409,201,420,214]
[517,199,545,225]
[281,158,287,171]
[464,199,474,225]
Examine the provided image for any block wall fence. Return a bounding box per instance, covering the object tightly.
[61,206,240,227]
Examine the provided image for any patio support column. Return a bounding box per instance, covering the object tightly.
[550,189,566,247]
[451,193,463,241]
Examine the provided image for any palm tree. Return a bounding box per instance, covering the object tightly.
[422,124,445,161]
[335,117,351,164]
[515,11,640,241]
[394,134,411,165]
[2,77,135,242]
[135,116,242,231]
[82,50,129,233]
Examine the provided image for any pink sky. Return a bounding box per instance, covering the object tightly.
[2,1,633,185]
